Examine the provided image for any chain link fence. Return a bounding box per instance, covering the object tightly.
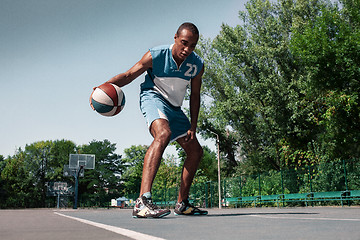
[145,159,360,208]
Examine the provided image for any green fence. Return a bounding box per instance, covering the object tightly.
[144,159,360,208]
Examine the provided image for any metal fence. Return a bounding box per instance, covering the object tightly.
[149,159,360,208]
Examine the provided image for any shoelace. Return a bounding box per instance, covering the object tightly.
[143,198,159,210]
[183,200,202,212]
[183,200,194,208]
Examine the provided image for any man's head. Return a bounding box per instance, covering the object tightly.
[172,22,199,64]
[176,22,199,36]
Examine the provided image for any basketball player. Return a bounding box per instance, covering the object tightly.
[95,22,207,218]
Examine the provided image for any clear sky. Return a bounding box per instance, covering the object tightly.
[0,0,246,158]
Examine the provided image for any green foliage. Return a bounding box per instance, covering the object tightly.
[173,142,218,183]
[200,146,218,181]
[0,155,6,206]
[206,159,359,207]
[121,145,148,195]
[2,0,360,208]
[291,2,360,93]
[77,139,124,206]
[151,144,218,202]
[0,139,218,207]
[197,0,305,173]
[346,159,360,190]
[152,155,180,201]
[0,139,125,208]
[1,151,37,208]
[290,0,360,161]
[50,139,77,180]
[197,0,360,175]
[311,162,346,192]
[259,171,283,195]
[0,140,77,208]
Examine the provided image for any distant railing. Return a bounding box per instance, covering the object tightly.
[144,159,360,208]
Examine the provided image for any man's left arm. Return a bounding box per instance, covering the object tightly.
[186,65,205,142]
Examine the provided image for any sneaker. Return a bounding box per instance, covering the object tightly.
[132,195,171,218]
[174,199,208,216]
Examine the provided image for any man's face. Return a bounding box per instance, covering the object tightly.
[172,29,199,63]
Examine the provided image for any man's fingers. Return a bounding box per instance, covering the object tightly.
[185,130,195,142]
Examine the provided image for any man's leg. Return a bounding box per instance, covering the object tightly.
[176,135,203,202]
[132,118,172,218]
[139,118,171,196]
[174,136,207,215]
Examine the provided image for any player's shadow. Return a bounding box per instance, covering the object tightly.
[205,212,319,217]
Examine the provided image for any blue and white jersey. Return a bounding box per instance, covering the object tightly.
[140,44,204,107]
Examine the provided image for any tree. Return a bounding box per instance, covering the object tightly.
[1,151,37,208]
[121,145,148,196]
[23,141,55,206]
[0,155,5,208]
[196,0,359,175]
[50,139,77,181]
[1,139,123,208]
[199,146,218,181]
[197,0,306,173]
[152,154,180,201]
[174,143,218,181]
[77,139,124,206]
[0,140,77,208]
[290,0,360,161]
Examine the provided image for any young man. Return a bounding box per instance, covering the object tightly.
[96,22,207,218]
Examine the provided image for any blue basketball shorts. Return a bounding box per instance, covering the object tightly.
[140,90,191,141]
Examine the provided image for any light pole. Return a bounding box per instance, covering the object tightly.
[216,133,221,209]
[210,130,222,209]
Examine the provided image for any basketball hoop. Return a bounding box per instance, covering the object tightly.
[64,154,96,209]
[46,182,73,208]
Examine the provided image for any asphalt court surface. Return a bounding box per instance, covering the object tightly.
[1,207,360,240]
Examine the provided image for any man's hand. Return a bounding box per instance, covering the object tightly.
[89,50,152,111]
[184,129,196,142]
[89,87,97,110]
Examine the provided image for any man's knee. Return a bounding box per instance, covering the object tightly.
[150,119,172,144]
[155,128,171,144]
[185,141,203,159]
[196,145,204,159]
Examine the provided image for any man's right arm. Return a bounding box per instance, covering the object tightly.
[90,51,152,110]
[107,50,152,87]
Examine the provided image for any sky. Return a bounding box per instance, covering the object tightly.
[0,0,246,158]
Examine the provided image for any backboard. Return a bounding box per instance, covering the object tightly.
[54,182,67,191]
[46,181,74,196]
[63,165,84,177]
[69,154,95,169]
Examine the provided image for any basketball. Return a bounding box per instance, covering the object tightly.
[90,83,125,116]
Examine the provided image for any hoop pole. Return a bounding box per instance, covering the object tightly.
[74,173,78,209]
[57,193,60,209]
[73,166,84,209]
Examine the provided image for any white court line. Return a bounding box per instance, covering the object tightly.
[54,212,166,240]
[250,214,360,222]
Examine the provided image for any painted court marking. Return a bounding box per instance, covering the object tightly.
[54,212,166,240]
[250,214,360,222]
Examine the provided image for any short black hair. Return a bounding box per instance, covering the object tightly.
[176,22,199,36]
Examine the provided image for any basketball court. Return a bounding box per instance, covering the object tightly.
[1,207,359,240]
[3,154,359,240]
